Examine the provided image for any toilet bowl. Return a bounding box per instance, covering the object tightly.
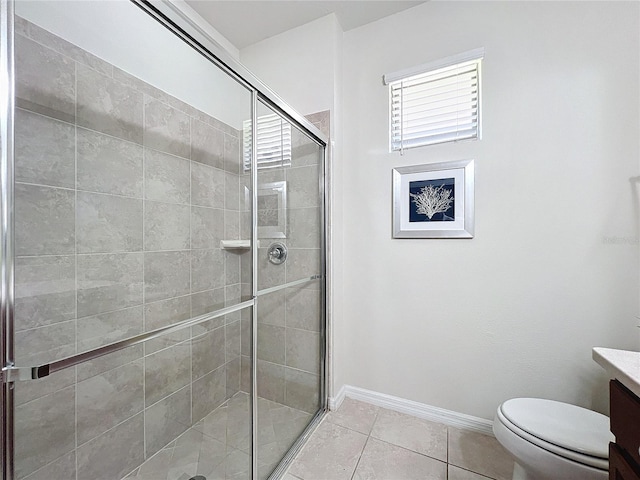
[492,398,614,480]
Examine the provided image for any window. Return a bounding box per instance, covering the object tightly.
[384,48,484,152]
[243,113,292,171]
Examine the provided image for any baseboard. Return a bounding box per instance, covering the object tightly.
[329,384,494,436]
[328,384,347,410]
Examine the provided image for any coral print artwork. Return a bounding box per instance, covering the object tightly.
[409,178,455,222]
[392,159,473,238]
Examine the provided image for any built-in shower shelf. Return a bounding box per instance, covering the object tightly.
[220,240,251,251]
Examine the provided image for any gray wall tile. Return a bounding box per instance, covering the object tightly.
[144,149,190,205]
[77,191,143,253]
[223,133,241,174]
[144,96,190,158]
[113,67,169,104]
[15,183,75,256]
[15,255,75,331]
[191,162,225,208]
[286,286,320,332]
[226,357,241,399]
[225,251,241,285]
[191,288,225,322]
[257,324,285,365]
[15,108,75,188]
[144,201,190,251]
[145,386,191,457]
[21,451,76,480]
[77,128,143,197]
[144,341,191,406]
[286,248,320,282]
[144,251,191,303]
[15,34,75,122]
[191,249,225,293]
[288,208,320,249]
[224,209,240,241]
[191,118,225,169]
[284,368,320,414]
[15,368,75,407]
[16,343,75,372]
[145,297,191,354]
[15,320,75,365]
[77,253,143,318]
[77,306,143,352]
[76,360,144,444]
[257,290,285,327]
[226,319,241,359]
[241,316,250,356]
[77,64,143,143]
[257,360,285,404]
[286,166,320,209]
[76,413,144,480]
[241,355,251,393]
[145,296,191,331]
[191,207,224,249]
[192,327,225,380]
[286,329,320,374]
[192,367,226,423]
[225,172,241,210]
[14,386,76,479]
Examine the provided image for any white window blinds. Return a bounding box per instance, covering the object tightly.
[243,114,292,171]
[385,49,483,152]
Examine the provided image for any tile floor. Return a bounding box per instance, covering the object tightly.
[126,392,313,480]
[283,398,515,480]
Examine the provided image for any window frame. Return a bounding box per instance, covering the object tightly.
[384,48,484,153]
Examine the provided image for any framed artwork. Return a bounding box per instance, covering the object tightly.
[257,181,287,238]
[392,159,474,238]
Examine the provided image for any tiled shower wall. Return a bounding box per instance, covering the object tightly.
[12,17,250,480]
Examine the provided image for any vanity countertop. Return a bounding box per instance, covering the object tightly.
[593,347,640,398]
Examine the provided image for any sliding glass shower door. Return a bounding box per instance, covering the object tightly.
[254,101,325,479]
[8,1,256,478]
[1,1,328,479]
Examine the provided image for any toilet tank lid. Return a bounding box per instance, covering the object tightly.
[500,398,613,459]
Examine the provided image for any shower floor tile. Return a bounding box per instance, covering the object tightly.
[126,392,313,480]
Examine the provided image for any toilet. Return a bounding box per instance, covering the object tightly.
[493,398,614,480]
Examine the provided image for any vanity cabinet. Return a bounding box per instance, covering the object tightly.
[610,379,640,480]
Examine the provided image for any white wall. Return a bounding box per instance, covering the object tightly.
[340,1,640,419]
[16,0,249,129]
[240,14,341,125]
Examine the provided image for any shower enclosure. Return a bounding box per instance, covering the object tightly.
[0,1,328,479]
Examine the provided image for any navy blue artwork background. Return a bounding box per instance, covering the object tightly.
[409,178,455,222]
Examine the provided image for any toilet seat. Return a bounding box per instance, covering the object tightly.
[497,398,613,471]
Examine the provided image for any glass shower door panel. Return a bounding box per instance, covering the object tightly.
[255,101,324,479]
[11,2,252,479]
[255,280,323,479]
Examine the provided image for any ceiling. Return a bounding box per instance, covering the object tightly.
[186,1,426,50]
